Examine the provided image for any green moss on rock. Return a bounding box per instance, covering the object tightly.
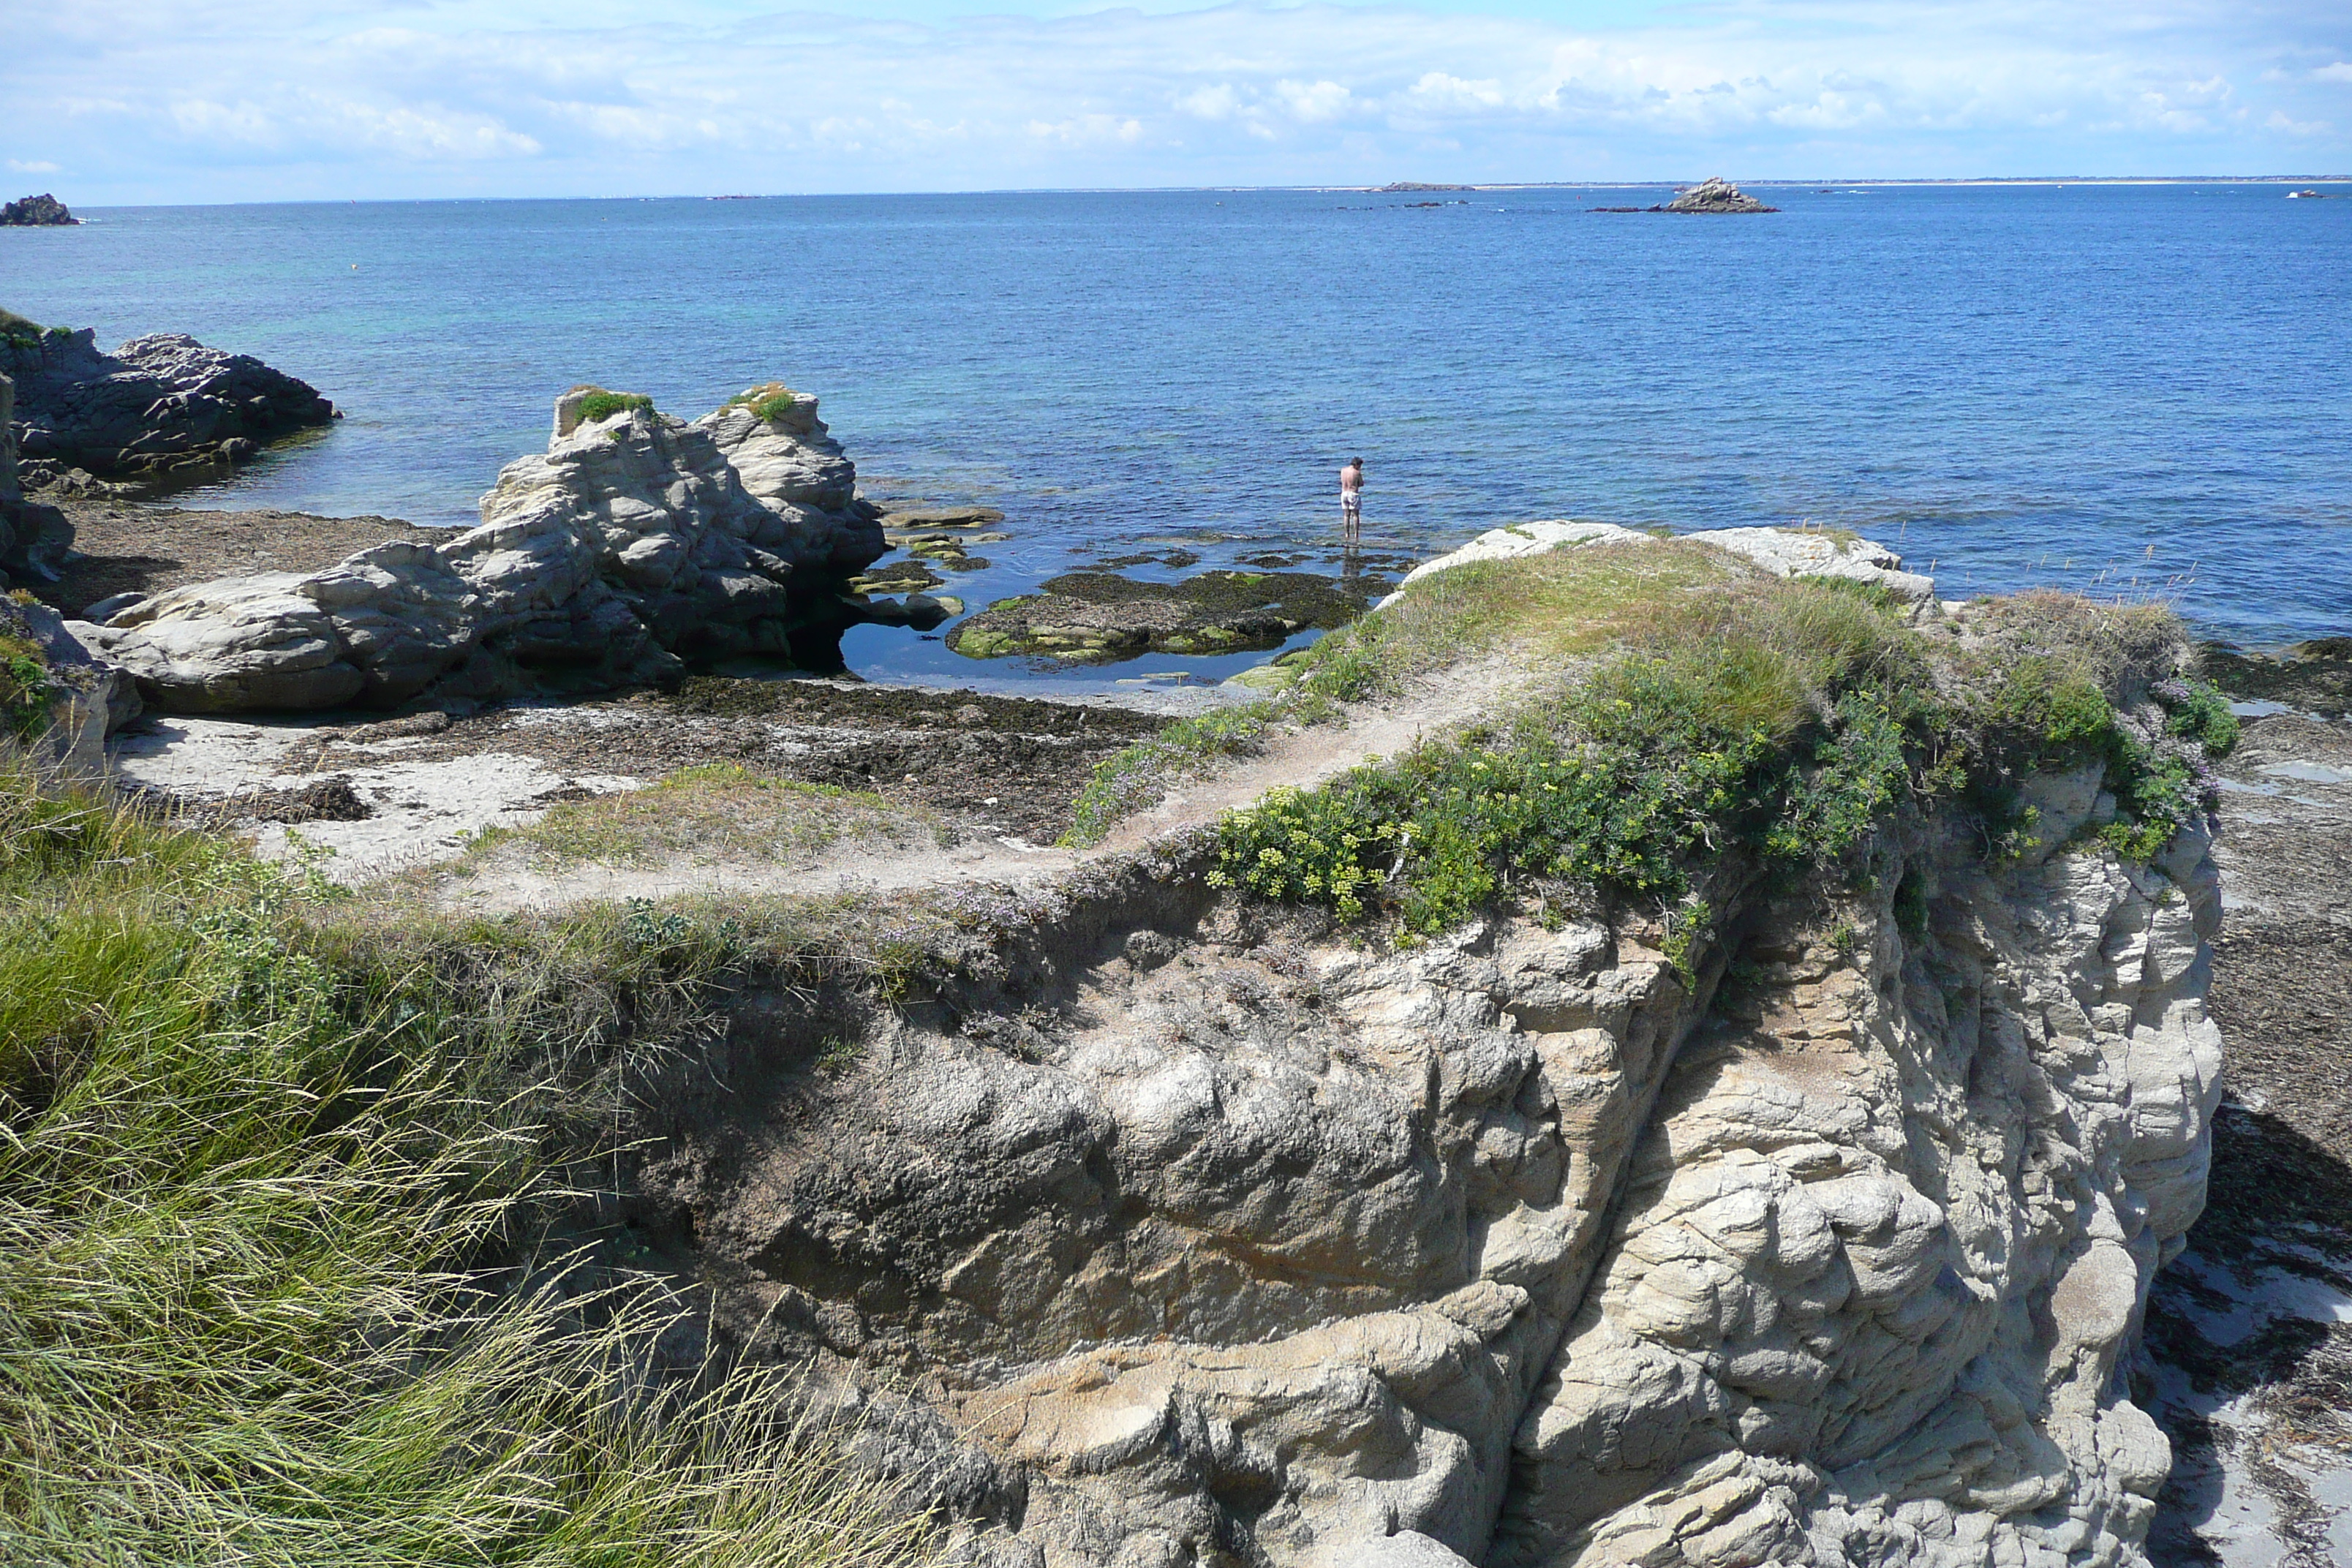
[949,568,1377,664]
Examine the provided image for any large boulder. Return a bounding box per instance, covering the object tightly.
[83,387,891,712]
[1,326,337,479]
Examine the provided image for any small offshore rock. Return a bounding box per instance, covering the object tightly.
[1661,176,1778,214]
[0,193,77,226]
[879,505,1005,530]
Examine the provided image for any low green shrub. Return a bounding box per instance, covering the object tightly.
[575,388,655,423]
[1210,619,1914,935]
[1063,703,1273,846]
[727,382,803,423]
[0,633,59,739]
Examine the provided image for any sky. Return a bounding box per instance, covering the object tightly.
[4,0,2350,203]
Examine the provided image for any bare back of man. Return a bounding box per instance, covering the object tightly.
[1339,457,1363,545]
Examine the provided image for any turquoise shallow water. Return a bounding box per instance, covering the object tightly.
[1,184,2347,687]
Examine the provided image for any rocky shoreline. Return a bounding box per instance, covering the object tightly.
[3,302,2348,1564]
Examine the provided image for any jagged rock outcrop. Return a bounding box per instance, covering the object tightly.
[1662,179,1777,214]
[0,193,76,226]
[628,589,2220,1568]
[1,326,336,478]
[78,388,889,712]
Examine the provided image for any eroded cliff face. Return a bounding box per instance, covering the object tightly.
[1494,820,2221,1568]
[629,774,2223,1567]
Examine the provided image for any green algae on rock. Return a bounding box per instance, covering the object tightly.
[947,567,1379,663]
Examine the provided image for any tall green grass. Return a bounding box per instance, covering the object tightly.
[0,772,937,1567]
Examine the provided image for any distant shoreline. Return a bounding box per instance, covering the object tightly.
[35,176,2352,211]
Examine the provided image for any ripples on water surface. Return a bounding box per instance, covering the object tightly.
[1,184,2345,685]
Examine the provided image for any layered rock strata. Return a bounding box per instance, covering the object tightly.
[78,388,888,712]
[622,581,2220,1568]
[1,325,336,479]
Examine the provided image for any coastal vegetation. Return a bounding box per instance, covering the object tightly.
[453,763,948,872]
[0,758,946,1565]
[1067,540,2234,944]
[0,524,2242,1563]
[1,622,59,739]
[573,388,655,423]
[726,382,804,423]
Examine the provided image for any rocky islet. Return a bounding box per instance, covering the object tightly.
[0,192,77,226]
[1591,177,1780,215]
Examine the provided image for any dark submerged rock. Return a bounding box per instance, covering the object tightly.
[946,568,1379,663]
[2200,636,2352,719]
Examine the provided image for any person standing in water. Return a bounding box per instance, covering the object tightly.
[1339,456,1364,546]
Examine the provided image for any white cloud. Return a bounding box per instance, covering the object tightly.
[3,0,2351,201]
[7,159,62,173]
[1273,80,1354,124]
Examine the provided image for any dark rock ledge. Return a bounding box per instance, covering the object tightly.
[1,316,339,481]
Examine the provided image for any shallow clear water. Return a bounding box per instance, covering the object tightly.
[2,183,2347,687]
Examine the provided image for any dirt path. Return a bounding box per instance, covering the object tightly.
[110,660,1509,913]
[1098,653,1526,854]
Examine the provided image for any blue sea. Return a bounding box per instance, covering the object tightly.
[3,183,2347,690]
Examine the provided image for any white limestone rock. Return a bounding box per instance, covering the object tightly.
[1681,527,1937,603]
[83,387,889,712]
[1384,521,1657,601]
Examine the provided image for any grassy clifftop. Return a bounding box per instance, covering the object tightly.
[1078,538,2235,949]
